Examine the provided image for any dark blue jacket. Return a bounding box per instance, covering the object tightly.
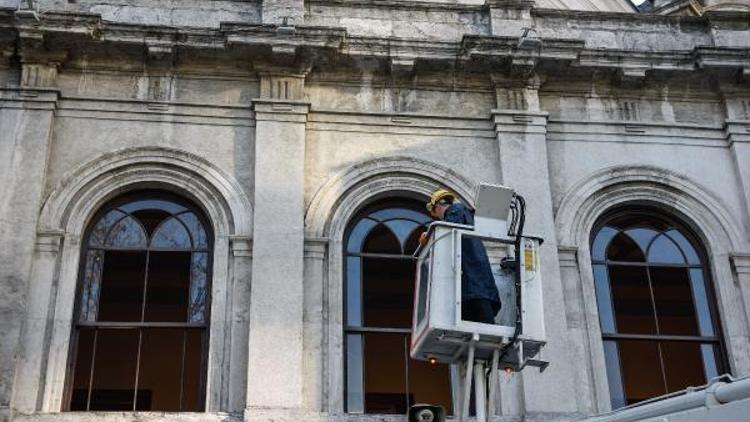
[444,203,501,313]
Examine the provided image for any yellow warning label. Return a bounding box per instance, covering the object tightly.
[524,246,535,272]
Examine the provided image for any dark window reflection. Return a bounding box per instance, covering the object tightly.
[363,258,414,328]
[609,265,656,334]
[69,192,211,412]
[591,211,725,408]
[345,201,450,414]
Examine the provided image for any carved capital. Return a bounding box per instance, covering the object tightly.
[230,236,253,258]
[258,72,306,101]
[304,237,328,260]
[492,74,541,112]
[35,230,65,253]
[557,246,579,269]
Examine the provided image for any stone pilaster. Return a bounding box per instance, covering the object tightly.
[491,77,579,416]
[303,237,328,412]
[246,71,310,417]
[487,1,535,38]
[10,231,64,413]
[1,86,58,412]
[731,254,750,339]
[2,22,61,412]
[721,89,750,237]
[228,236,253,413]
[262,0,305,25]
[557,246,601,415]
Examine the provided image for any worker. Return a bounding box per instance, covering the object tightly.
[422,189,501,324]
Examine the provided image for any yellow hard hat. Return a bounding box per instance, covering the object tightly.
[426,189,455,213]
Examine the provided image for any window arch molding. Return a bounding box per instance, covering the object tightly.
[554,165,749,413]
[20,147,253,414]
[304,156,477,414]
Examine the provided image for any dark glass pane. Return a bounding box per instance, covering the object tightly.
[609,265,656,334]
[408,343,452,414]
[70,328,96,410]
[89,329,139,410]
[647,234,686,264]
[404,227,426,257]
[618,340,666,405]
[363,333,408,414]
[181,329,205,411]
[591,226,618,262]
[105,216,148,248]
[177,213,209,249]
[120,199,187,215]
[602,340,626,409]
[593,264,616,333]
[624,228,659,255]
[661,341,706,393]
[89,210,126,247]
[131,209,170,238]
[383,219,420,252]
[347,218,378,254]
[346,334,364,413]
[362,257,415,328]
[362,225,400,254]
[137,329,183,411]
[665,230,700,265]
[346,257,362,327]
[689,269,715,336]
[97,252,147,322]
[144,252,191,322]
[151,218,192,249]
[370,208,431,224]
[651,267,699,335]
[607,232,646,262]
[80,250,104,322]
[188,253,209,324]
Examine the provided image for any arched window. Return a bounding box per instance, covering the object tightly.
[66,192,211,411]
[344,199,452,414]
[590,210,727,409]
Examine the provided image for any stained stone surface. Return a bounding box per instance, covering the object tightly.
[0,1,749,421]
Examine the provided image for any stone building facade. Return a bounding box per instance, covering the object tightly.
[1,0,749,421]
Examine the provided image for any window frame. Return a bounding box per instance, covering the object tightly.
[62,191,214,412]
[342,198,453,415]
[590,207,729,408]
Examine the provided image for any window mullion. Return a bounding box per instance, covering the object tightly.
[132,250,151,410]
[85,329,99,411]
[645,264,661,335]
[403,334,410,410]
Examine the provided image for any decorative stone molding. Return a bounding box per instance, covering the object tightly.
[304,156,477,238]
[558,246,579,269]
[259,73,306,101]
[304,237,329,260]
[34,230,64,253]
[230,236,253,258]
[555,165,746,253]
[32,147,253,412]
[731,253,750,280]
[491,109,548,135]
[39,146,252,237]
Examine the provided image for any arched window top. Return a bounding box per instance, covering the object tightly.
[71,191,212,412]
[589,208,725,409]
[592,214,701,265]
[346,205,431,255]
[87,194,209,251]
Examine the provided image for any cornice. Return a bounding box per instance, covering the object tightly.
[0,10,748,84]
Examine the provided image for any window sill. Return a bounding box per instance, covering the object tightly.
[13,412,239,422]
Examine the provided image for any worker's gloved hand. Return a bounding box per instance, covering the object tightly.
[419,232,428,246]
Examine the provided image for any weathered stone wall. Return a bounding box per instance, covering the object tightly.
[0,1,749,421]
